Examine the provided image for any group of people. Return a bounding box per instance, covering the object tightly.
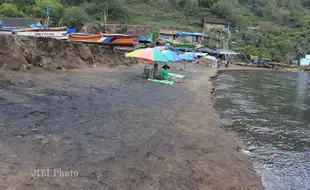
[144,57,232,83]
[217,58,232,69]
[191,56,233,69]
[147,63,183,83]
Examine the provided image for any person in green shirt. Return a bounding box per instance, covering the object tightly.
[161,64,183,83]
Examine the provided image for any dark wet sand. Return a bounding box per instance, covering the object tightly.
[0,64,263,190]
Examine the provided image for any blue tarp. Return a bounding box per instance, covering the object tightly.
[0,20,3,26]
[223,28,229,35]
[65,28,76,34]
[176,31,208,38]
[29,23,44,28]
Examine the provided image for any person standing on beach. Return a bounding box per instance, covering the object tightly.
[225,59,230,69]
[217,58,221,69]
[195,58,200,65]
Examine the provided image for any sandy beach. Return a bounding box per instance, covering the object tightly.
[0,63,264,190]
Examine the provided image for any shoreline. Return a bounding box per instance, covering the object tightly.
[209,67,310,190]
[0,64,264,189]
[209,65,269,171]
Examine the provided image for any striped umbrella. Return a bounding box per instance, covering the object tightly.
[126,48,168,63]
[162,50,182,62]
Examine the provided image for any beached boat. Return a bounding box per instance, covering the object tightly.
[68,33,139,48]
[0,27,19,35]
[12,27,73,40]
[0,28,14,35]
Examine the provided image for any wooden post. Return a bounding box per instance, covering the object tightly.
[46,14,49,28]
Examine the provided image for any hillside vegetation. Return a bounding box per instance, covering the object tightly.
[1,0,310,61]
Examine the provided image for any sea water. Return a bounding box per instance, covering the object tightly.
[214,70,310,190]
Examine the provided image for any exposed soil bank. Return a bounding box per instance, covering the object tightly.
[0,34,137,72]
[0,63,263,190]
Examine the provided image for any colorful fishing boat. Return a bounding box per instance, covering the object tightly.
[68,33,139,48]
[0,27,16,34]
[0,25,21,34]
[12,27,74,40]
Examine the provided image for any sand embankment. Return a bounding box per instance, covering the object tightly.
[0,35,263,189]
[0,34,136,71]
[0,58,264,189]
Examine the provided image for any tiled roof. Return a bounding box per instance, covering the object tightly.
[159,29,177,35]
[204,17,231,25]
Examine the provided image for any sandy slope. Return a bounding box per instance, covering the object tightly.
[0,34,136,71]
[0,63,263,190]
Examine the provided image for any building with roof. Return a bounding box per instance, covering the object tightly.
[158,29,208,44]
[159,29,177,41]
[0,18,41,28]
[203,17,231,30]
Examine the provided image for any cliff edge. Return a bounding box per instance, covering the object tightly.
[0,34,136,71]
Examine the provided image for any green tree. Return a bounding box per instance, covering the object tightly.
[0,3,25,17]
[63,6,91,29]
[198,0,218,7]
[107,0,129,23]
[212,0,252,28]
[82,2,106,20]
[33,0,64,26]
[25,5,44,18]
[184,0,198,18]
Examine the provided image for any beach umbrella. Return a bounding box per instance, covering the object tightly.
[162,50,182,62]
[190,52,199,58]
[203,55,217,61]
[215,49,240,55]
[126,48,168,63]
[179,53,196,61]
[154,46,166,51]
[178,53,196,72]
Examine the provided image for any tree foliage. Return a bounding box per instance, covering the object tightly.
[0,3,25,17]
[0,0,309,61]
[63,6,91,28]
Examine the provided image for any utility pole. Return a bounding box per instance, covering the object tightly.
[103,2,108,33]
[46,14,50,28]
[44,7,51,28]
[106,3,108,33]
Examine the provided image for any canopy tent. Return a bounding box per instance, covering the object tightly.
[186,52,198,58]
[215,49,240,55]
[176,31,208,38]
[203,55,217,61]
[196,46,215,54]
[193,52,207,58]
